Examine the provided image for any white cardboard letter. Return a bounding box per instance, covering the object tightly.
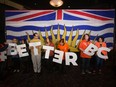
[29,42,41,55]
[8,43,18,55]
[97,47,111,59]
[53,50,64,64]
[43,45,54,59]
[17,44,29,57]
[65,52,78,66]
[84,43,98,56]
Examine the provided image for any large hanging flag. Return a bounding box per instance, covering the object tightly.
[5,9,115,51]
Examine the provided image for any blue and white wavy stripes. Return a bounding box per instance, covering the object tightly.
[6,22,114,48]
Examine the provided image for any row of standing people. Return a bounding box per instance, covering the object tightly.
[0,33,108,76]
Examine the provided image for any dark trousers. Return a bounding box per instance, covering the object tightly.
[58,60,66,73]
[21,56,30,73]
[47,56,54,72]
[96,56,104,70]
[12,58,20,70]
[81,58,91,72]
[0,61,6,80]
[90,55,96,72]
[6,55,12,71]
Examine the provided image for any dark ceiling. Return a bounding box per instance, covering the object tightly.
[1,0,116,10]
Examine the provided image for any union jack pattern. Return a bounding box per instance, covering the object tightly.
[5,9,115,50]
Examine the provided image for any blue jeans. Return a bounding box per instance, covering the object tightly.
[96,56,104,70]
[81,58,91,72]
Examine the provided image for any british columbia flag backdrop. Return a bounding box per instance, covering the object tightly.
[5,9,115,51]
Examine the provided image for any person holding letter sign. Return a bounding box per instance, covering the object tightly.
[11,38,20,73]
[95,36,107,74]
[20,39,30,73]
[44,38,54,72]
[0,42,8,80]
[79,34,92,74]
[57,39,69,74]
[29,33,42,74]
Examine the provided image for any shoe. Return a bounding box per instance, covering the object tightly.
[86,70,91,74]
[92,70,96,74]
[17,70,20,72]
[13,70,16,72]
[81,71,86,74]
[98,69,102,74]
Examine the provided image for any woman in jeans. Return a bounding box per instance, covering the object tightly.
[95,36,107,74]
[79,34,92,74]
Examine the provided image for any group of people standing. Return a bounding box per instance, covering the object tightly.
[79,34,107,74]
[0,33,108,79]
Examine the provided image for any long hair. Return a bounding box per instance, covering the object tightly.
[45,37,52,44]
[59,39,64,43]
[82,34,90,41]
[21,38,27,44]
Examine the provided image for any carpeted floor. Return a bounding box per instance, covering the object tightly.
[0,54,116,87]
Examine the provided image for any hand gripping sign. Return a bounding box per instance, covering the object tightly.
[29,42,41,55]
[9,43,29,57]
[8,43,18,55]
[17,44,29,57]
[84,43,111,59]
[8,42,111,65]
[43,45,78,66]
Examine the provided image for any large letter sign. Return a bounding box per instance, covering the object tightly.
[84,43,111,59]
[84,43,98,56]
[17,44,29,57]
[9,43,18,55]
[65,52,78,66]
[6,42,111,65]
[29,42,41,55]
[97,47,111,59]
[43,45,54,59]
[53,50,64,64]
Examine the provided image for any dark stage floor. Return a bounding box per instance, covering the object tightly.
[0,55,116,87]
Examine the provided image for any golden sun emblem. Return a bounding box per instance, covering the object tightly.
[26,24,93,52]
